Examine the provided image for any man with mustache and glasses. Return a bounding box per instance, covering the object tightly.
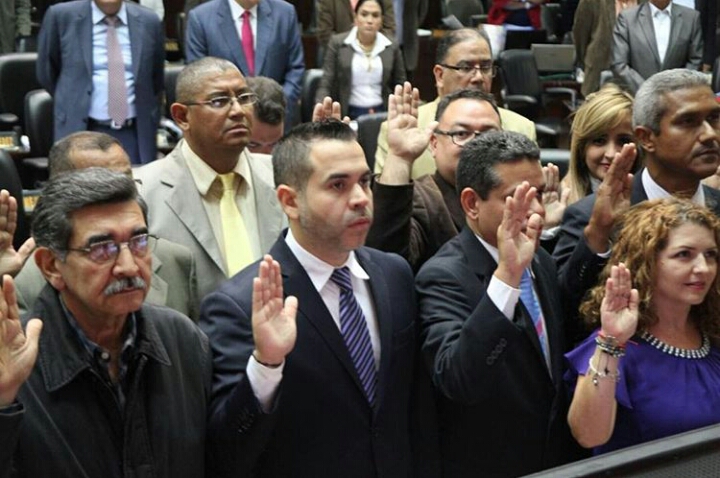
[134,57,285,303]
[554,69,720,338]
[0,167,296,477]
[200,120,421,477]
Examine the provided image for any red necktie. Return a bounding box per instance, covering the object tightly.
[241,10,255,76]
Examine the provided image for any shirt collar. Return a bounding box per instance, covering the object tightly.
[641,168,705,205]
[91,0,128,25]
[649,1,672,16]
[285,228,369,293]
[344,26,393,54]
[182,140,253,196]
[228,0,258,19]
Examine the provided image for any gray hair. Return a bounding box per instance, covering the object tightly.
[247,76,286,125]
[176,57,241,104]
[435,28,492,65]
[456,130,540,199]
[49,131,121,178]
[32,168,147,258]
[633,69,711,134]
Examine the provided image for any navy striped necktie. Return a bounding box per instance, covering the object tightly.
[331,267,377,406]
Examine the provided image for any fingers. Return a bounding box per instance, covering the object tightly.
[284,295,299,322]
[605,143,636,186]
[543,163,559,192]
[559,186,571,206]
[24,318,43,351]
[311,97,343,122]
[2,275,19,322]
[16,237,36,266]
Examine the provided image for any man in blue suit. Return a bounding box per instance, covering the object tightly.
[200,120,422,477]
[37,0,164,165]
[185,0,304,126]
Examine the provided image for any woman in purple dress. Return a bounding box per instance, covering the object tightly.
[566,198,720,454]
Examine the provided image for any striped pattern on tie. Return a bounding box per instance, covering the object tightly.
[331,267,377,406]
[519,268,549,365]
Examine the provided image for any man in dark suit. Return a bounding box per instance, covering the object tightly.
[612,0,702,94]
[416,131,577,477]
[12,131,200,320]
[37,0,165,164]
[554,68,720,332]
[185,0,304,124]
[200,120,420,477]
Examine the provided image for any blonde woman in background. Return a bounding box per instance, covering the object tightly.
[562,84,640,205]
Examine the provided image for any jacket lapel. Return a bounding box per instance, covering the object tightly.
[146,252,168,306]
[254,0,273,75]
[218,0,249,74]
[126,4,143,77]
[664,5,683,68]
[638,3,661,69]
[245,151,284,252]
[78,3,93,79]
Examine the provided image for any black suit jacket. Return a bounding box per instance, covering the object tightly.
[554,173,720,343]
[200,233,418,478]
[416,227,576,478]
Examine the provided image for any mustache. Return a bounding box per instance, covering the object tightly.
[103,277,147,296]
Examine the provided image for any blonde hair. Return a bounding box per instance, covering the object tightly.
[580,198,720,338]
[565,84,639,205]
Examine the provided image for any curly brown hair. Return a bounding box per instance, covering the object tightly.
[580,198,720,337]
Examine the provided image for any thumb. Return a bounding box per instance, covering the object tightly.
[25,318,43,345]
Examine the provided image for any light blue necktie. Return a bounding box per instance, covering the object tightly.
[519,269,549,365]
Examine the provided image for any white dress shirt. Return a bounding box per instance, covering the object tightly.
[344,27,393,108]
[228,0,258,51]
[642,168,706,205]
[650,1,672,65]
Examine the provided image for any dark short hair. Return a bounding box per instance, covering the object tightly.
[435,28,491,65]
[247,76,286,125]
[456,130,540,199]
[49,132,122,178]
[355,0,383,15]
[32,168,147,258]
[435,88,501,123]
[272,120,356,191]
[176,57,241,104]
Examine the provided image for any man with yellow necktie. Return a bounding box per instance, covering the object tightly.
[135,57,285,301]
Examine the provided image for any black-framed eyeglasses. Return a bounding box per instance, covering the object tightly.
[434,129,489,146]
[63,234,158,264]
[184,92,258,110]
[439,63,497,78]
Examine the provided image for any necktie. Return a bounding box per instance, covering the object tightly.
[218,173,253,276]
[519,269,550,367]
[330,267,377,406]
[105,15,128,126]
[241,10,255,76]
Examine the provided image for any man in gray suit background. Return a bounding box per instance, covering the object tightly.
[612,0,702,94]
[134,57,285,302]
[37,0,165,164]
[12,132,200,320]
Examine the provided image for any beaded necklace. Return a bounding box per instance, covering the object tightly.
[640,331,711,359]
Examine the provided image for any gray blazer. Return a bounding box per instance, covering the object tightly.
[15,238,199,320]
[611,2,702,94]
[317,31,406,118]
[133,141,285,302]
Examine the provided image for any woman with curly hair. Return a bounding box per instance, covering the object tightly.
[562,84,640,205]
[565,198,720,454]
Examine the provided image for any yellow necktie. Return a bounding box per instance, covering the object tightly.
[218,173,253,276]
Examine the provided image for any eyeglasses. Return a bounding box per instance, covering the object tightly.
[439,63,497,78]
[434,129,489,146]
[184,92,258,110]
[64,234,158,264]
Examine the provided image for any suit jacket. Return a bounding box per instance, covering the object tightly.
[316,30,406,118]
[133,141,285,302]
[416,227,576,477]
[316,0,395,47]
[696,0,718,67]
[200,234,418,477]
[374,98,537,178]
[0,0,31,54]
[13,238,200,321]
[573,0,616,97]
[400,0,428,73]
[36,0,165,164]
[185,0,305,105]
[367,172,462,273]
[611,2,702,94]
[553,173,720,342]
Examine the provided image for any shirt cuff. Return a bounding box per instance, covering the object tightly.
[0,402,23,415]
[247,355,284,413]
[541,225,560,240]
[487,275,521,321]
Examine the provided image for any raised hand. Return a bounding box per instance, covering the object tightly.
[251,255,298,367]
[386,82,435,162]
[0,190,36,277]
[312,96,351,124]
[0,275,43,407]
[599,263,638,344]
[495,181,544,287]
[585,143,636,253]
[542,163,570,229]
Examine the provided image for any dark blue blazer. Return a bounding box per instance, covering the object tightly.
[37,0,164,164]
[185,0,305,105]
[200,233,419,478]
